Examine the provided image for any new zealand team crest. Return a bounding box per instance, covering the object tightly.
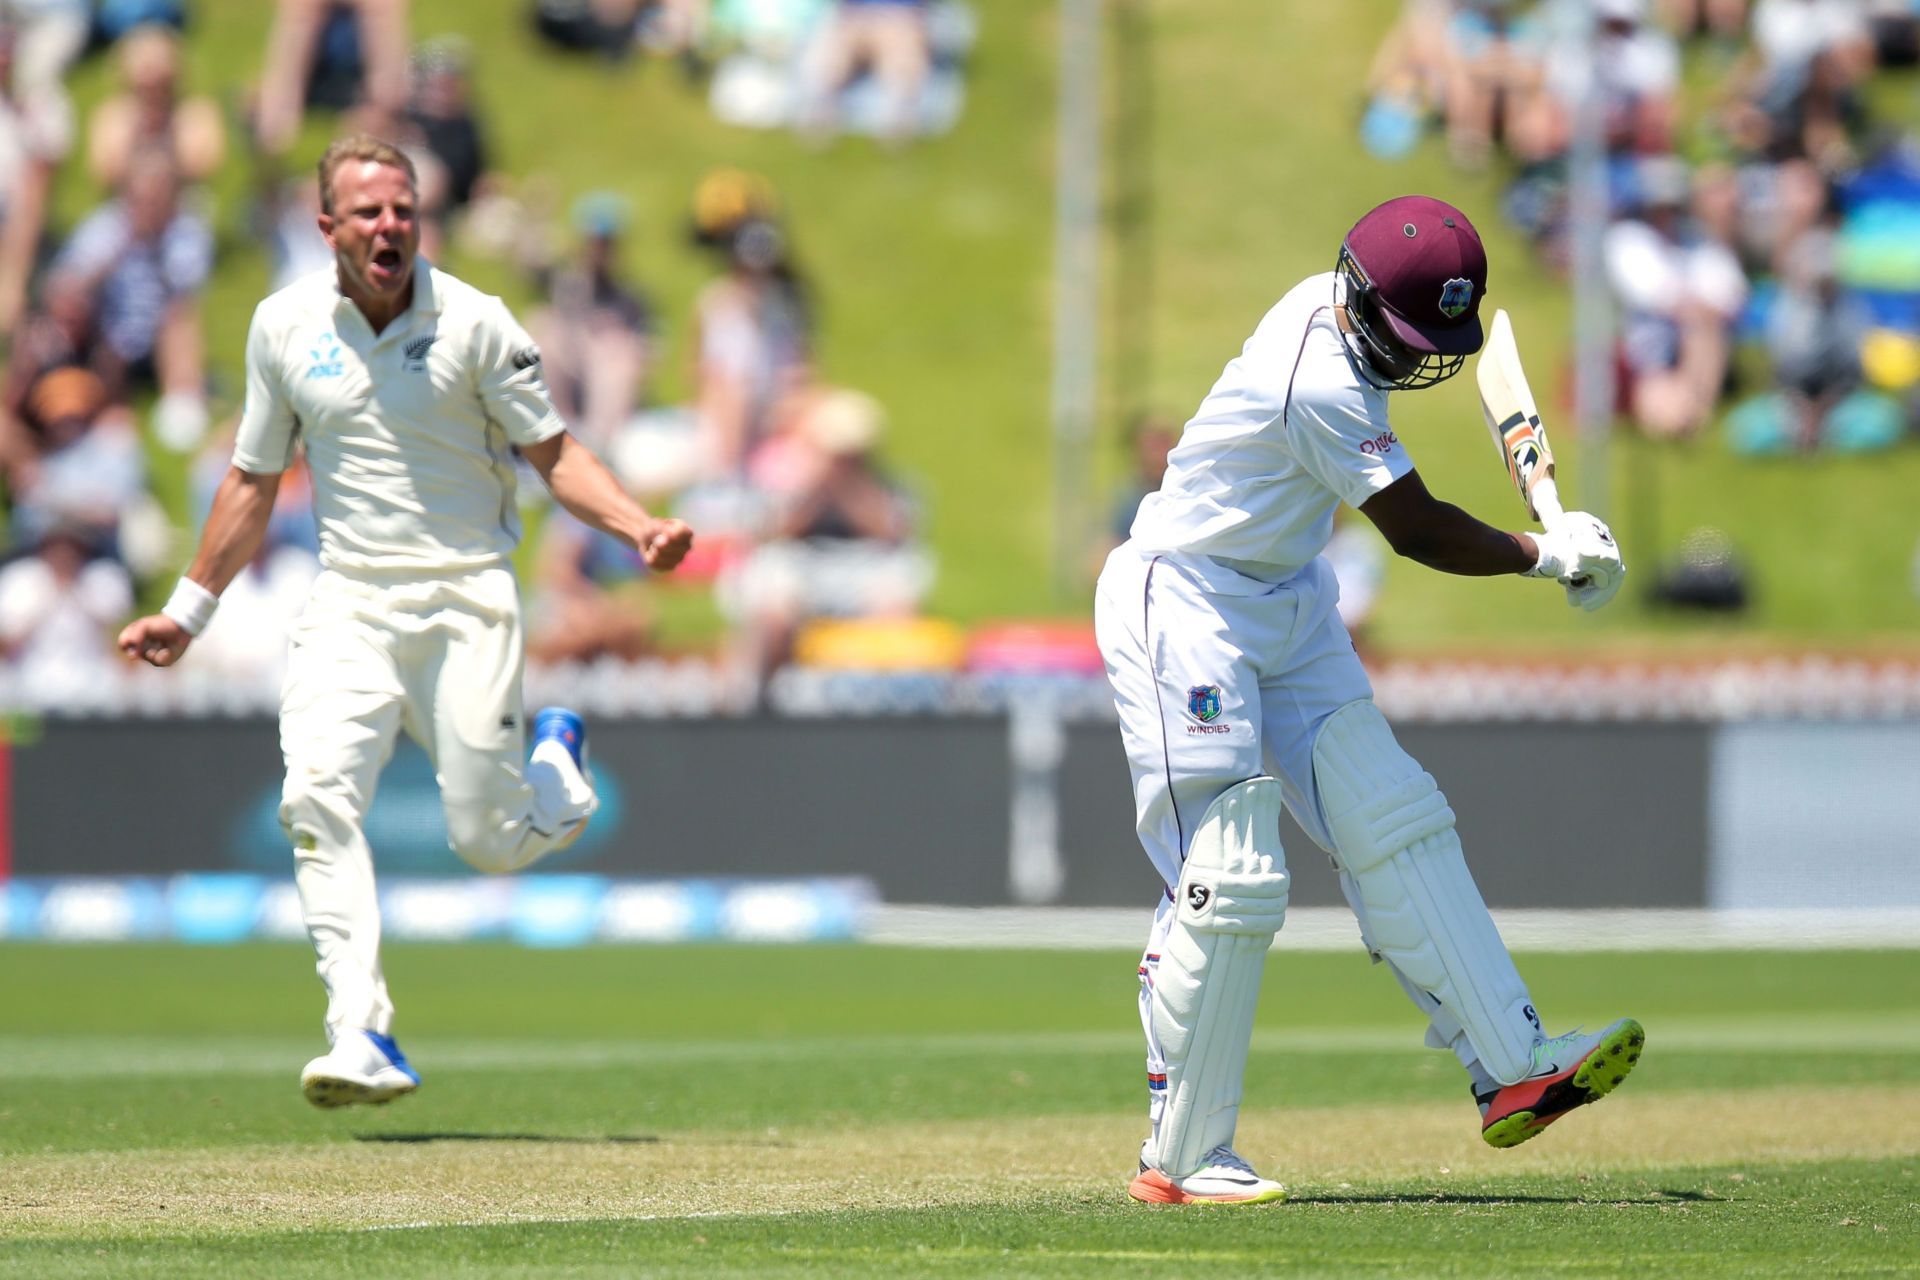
[1187,684,1223,724]
[1438,277,1475,319]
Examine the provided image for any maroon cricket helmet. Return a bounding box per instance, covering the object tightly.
[1337,195,1488,389]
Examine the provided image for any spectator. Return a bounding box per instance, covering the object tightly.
[0,520,134,706]
[253,167,334,292]
[532,0,643,60]
[636,0,711,69]
[91,0,188,42]
[1440,0,1546,171]
[1772,44,1872,171]
[1748,0,1875,91]
[1715,1,1874,166]
[253,0,410,155]
[53,146,213,450]
[526,510,656,665]
[1605,155,1749,437]
[85,23,226,191]
[1727,228,1906,453]
[0,0,85,157]
[1361,0,1454,162]
[798,0,931,146]
[1658,0,1749,43]
[693,215,812,476]
[0,362,144,554]
[688,164,780,249]
[2,269,121,407]
[1517,0,1680,162]
[1867,0,1919,67]
[527,192,656,449]
[0,14,73,332]
[403,36,493,216]
[720,387,932,688]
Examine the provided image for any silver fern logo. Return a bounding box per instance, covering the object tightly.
[404,333,437,372]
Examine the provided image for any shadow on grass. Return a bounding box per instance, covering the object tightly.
[352,1132,797,1148]
[354,1133,663,1146]
[1290,1191,1727,1207]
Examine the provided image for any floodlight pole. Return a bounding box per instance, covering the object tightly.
[1051,0,1104,597]
[1565,1,1615,518]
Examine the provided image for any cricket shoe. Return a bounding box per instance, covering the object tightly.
[1479,1017,1645,1148]
[531,706,596,848]
[1128,1143,1287,1205]
[301,1030,421,1109]
[532,706,589,774]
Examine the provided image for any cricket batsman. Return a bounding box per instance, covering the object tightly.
[1094,195,1640,1205]
[119,136,693,1108]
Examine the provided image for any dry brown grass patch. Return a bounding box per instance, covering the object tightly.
[2,1083,1914,1241]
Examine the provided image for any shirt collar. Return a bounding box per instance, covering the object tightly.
[330,258,442,324]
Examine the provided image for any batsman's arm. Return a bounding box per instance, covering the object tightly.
[118,465,281,666]
[1358,470,1539,577]
[521,431,693,572]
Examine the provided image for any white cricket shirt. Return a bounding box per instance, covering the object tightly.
[1130,271,1412,583]
[232,264,564,573]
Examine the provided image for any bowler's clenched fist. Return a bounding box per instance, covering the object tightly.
[640,517,694,571]
[119,615,195,667]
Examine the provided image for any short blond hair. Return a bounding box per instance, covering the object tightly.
[316,134,417,216]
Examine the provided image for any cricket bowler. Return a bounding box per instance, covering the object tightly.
[119,135,694,1107]
[1094,195,1639,1205]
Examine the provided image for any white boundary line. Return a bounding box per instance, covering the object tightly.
[864,906,1920,951]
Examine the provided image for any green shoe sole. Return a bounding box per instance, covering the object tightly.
[1482,1018,1646,1149]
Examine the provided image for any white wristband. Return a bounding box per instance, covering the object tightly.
[162,577,219,636]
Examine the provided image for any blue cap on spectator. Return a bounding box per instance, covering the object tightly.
[573,192,630,239]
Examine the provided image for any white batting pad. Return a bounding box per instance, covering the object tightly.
[1311,701,1540,1085]
[1146,777,1291,1178]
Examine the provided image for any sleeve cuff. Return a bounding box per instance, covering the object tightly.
[512,411,567,448]
[229,451,290,476]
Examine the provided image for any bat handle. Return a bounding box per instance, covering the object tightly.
[1530,476,1566,530]
[1528,477,1590,587]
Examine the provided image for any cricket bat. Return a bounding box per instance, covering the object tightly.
[1475,309,1565,529]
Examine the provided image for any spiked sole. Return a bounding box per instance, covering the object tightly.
[302,1074,419,1109]
[1127,1169,1287,1206]
[1481,1018,1646,1149]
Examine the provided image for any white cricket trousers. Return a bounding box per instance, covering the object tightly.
[1094,544,1370,892]
[279,564,595,1041]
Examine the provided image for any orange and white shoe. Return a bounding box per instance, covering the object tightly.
[1128,1143,1287,1205]
[1479,1017,1645,1149]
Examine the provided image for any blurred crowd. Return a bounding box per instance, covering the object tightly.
[1365,0,1920,454]
[533,0,976,145]
[0,0,978,708]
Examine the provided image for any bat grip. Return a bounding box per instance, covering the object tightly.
[1528,477,1591,588]
[1530,476,1566,530]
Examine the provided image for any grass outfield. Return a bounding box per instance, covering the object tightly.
[1,945,1917,1276]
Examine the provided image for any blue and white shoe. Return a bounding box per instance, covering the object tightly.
[301,1030,421,1109]
[532,706,588,773]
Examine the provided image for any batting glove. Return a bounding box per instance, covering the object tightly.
[1526,512,1626,611]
